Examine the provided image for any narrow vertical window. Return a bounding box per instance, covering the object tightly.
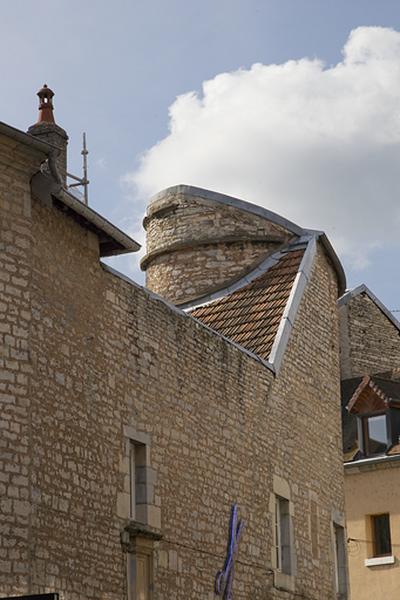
[371,513,391,557]
[275,496,292,575]
[129,441,137,520]
[334,523,347,598]
[310,499,319,560]
[129,440,148,523]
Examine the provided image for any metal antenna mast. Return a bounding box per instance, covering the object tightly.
[67,132,89,205]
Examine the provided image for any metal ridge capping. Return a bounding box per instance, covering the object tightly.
[268,236,317,373]
[185,234,318,376]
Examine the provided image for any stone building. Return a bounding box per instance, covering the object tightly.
[340,286,400,599]
[0,87,348,599]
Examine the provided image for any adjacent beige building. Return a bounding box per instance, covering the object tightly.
[340,287,400,600]
[0,87,349,599]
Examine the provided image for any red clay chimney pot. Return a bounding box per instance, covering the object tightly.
[36,83,56,124]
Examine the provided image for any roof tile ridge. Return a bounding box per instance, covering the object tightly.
[181,236,309,313]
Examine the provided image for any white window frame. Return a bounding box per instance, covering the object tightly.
[332,512,348,599]
[271,475,296,592]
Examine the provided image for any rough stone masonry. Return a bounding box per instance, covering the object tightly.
[0,91,347,600]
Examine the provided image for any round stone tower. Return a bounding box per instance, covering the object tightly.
[141,185,301,306]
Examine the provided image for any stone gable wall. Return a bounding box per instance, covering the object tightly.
[0,172,344,599]
[0,136,40,593]
[339,293,400,378]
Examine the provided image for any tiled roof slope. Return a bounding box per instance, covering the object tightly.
[190,248,305,362]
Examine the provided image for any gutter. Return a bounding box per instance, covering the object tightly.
[344,453,400,470]
[57,187,140,254]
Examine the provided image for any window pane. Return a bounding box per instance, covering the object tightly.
[366,415,387,455]
[334,523,347,595]
[276,496,291,575]
[373,514,391,556]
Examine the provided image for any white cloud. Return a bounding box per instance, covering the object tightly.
[126,26,400,269]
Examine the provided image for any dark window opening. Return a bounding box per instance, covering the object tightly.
[372,513,391,557]
[275,496,292,575]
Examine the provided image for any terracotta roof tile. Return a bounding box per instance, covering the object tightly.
[388,443,400,456]
[190,249,305,361]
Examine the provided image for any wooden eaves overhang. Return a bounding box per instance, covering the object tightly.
[347,375,400,414]
[0,120,140,257]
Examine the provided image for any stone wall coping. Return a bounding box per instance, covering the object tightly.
[148,184,304,236]
[338,284,400,332]
[102,262,276,374]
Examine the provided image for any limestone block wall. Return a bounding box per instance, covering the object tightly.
[0,174,345,599]
[142,187,294,305]
[339,292,400,378]
[0,135,47,593]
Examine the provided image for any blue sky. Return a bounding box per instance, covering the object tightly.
[1,1,400,312]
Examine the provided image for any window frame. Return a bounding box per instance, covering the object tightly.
[271,475,296,593]
[275,495,292,575]
[370,513,392,558]
[359,411,389,457]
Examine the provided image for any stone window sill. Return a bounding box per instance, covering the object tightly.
[274,570,295,592]
[364,555,395,567]
[125,520,163,541]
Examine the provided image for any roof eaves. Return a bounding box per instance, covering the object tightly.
[57,187,141,255]
[344,453,400,469]
[0,120,54,156]
[346,375,371,413]
[338,284,400,332]
[31,172,140,255]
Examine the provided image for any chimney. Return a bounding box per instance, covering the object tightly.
[28,84,68,184]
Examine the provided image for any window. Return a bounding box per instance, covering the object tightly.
[129,440,147,521]
[275,496,292,575]
[362,414,387,456]
[310,498,319,560]
[271,475,295,592]
[371,513,391,557]
[333,523,347,598]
